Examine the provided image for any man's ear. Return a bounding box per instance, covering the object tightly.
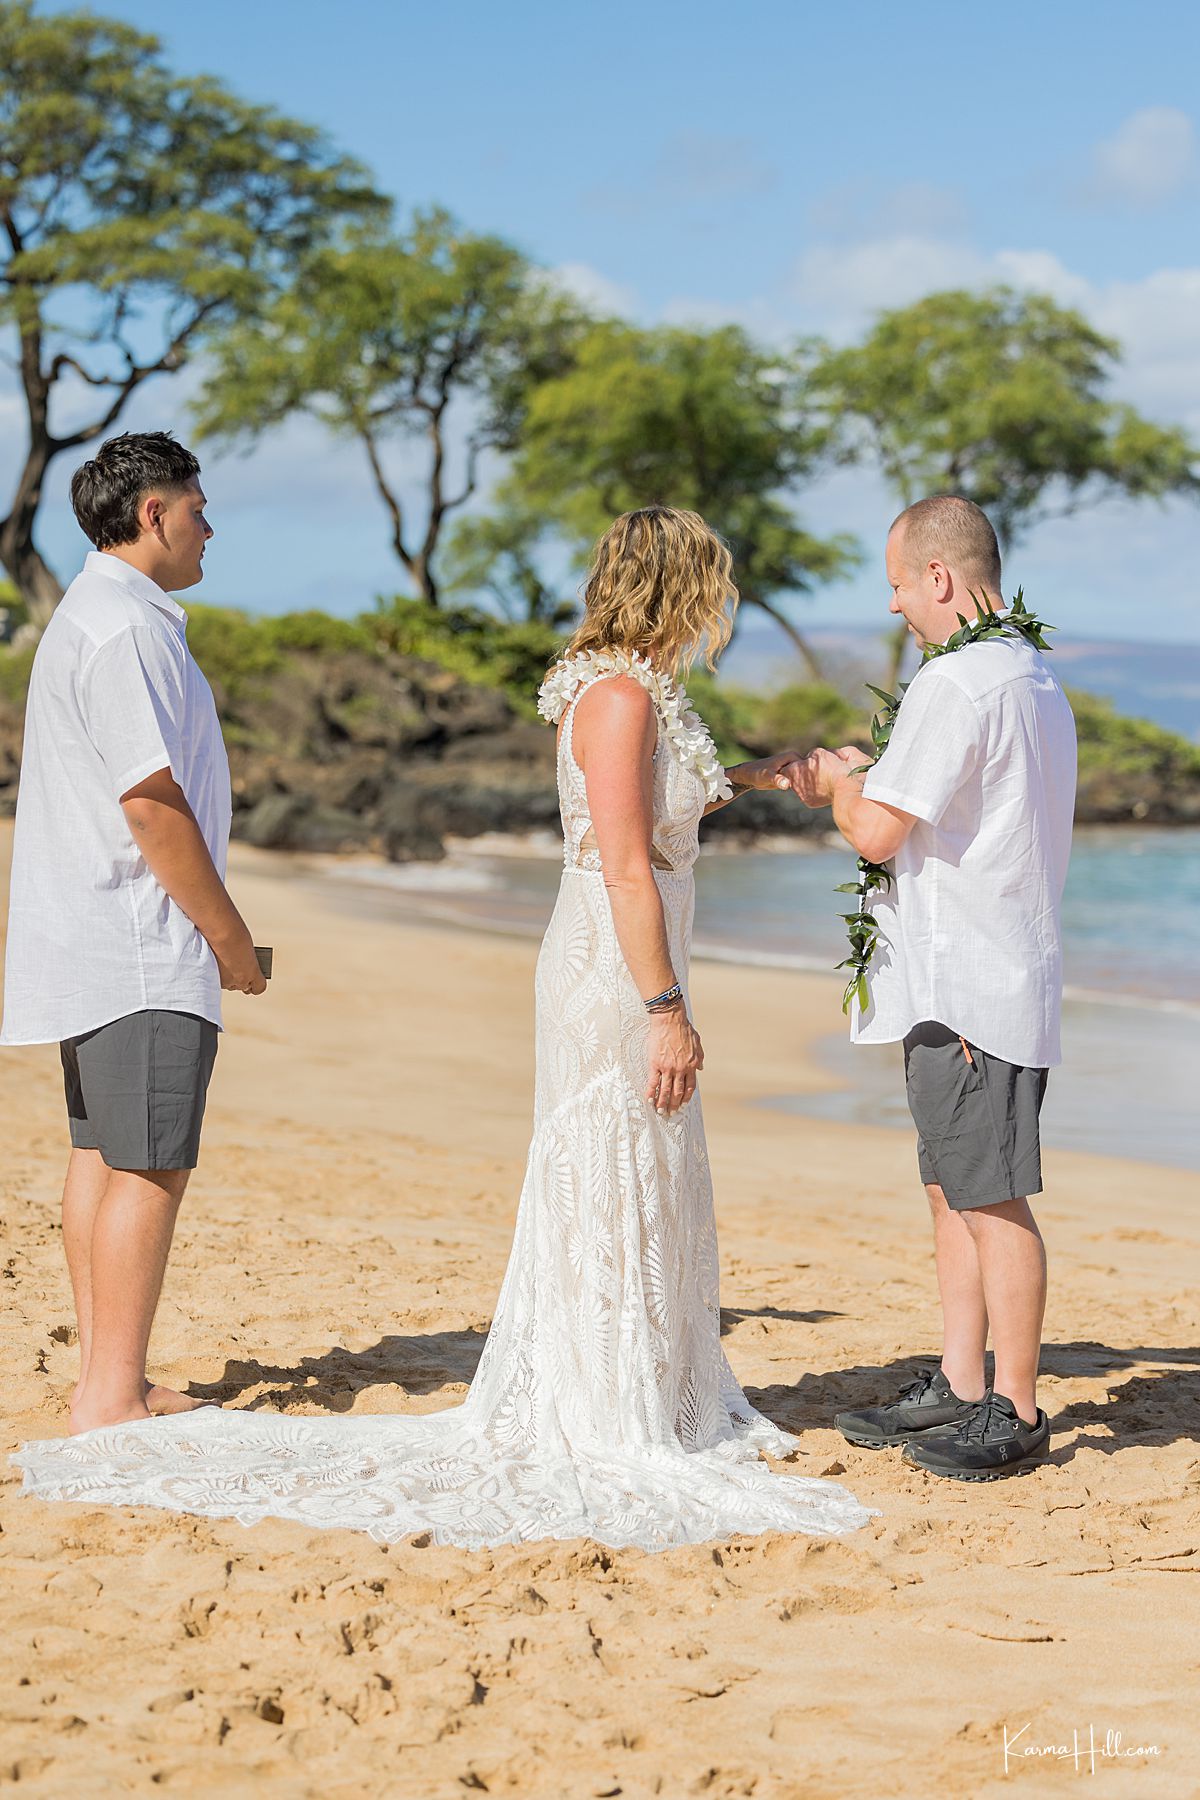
[928,558,952,598]
[141,492,167,539]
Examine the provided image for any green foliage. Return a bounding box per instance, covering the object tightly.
[1069,688,1200,781]
[195,210,588,603]
[370,598,567,717]
[182,606,286,701]
[815,287,1199,542]
[0,0,384,604]
[754,683,864,757]
[678,673,759,764]
[673,673,866,766]
[258,611,376,658]
[442,508,576,625]
[0,579,26,641]
[468,321,859,664]
[0,643,36,704]
[0,2,382,332]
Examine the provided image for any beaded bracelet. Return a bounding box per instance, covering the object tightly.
[645,982,684,1013]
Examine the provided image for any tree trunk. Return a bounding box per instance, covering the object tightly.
[881,620,911,694]
[0,435,64,627]
[748,594,826,683]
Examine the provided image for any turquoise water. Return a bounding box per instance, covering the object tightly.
[331,825,1200,1170]
[688,828,1200,1008]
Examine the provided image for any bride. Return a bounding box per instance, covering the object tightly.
[16,506,872,1550]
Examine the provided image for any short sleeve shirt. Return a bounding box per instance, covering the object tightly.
[851,637,1077,1069]
[1,553,232,1045]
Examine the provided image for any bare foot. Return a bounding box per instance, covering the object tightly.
[146,1383,210,1417]
[70,1378,209,1417]
[69,1396,153,1435]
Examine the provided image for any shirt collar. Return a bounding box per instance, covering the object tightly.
[84,551,189,625]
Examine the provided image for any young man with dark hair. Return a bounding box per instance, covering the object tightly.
[1,431,267,1433]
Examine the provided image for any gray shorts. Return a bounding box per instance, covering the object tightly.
[60,1010,219,1172]
[903,1021,1048,1211]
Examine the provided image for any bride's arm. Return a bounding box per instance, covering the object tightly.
[573,677,704,1115]
[701,752,803,817]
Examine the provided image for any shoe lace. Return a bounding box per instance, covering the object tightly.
[962,1392,1002,1441]
[898,1370,939,1405]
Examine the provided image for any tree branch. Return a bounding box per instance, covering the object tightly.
[49,299,223,453]
[360,426,416,579]
[49,352,122,388]
[442,437,481,514]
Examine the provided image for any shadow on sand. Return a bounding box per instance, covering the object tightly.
[746,1340,1200,1464]
[186,1331,1200,1462]
[186,1329,489,1414]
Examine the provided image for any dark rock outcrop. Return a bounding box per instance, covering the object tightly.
[2,642,1197,856]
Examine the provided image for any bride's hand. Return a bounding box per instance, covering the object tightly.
[647,1007,704,1116]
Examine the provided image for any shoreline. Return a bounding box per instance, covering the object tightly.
[300,839,1200,1173]
[267,840,1200,1173]
[307,831,1200,1018]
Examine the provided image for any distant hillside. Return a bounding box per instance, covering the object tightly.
[720,620,1200,743]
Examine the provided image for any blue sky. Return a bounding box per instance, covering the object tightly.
[10,0,1200,652]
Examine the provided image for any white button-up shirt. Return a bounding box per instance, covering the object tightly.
[1,552,231,1046]
[850,637,1077,1069]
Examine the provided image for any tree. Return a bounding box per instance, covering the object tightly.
[194,210,587,606]
[442,505,575,625]
[0,1,383,621]
[815,286,1200,681]
[466,321,858,677]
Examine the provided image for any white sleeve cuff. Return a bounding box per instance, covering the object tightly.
[860,774,942,826]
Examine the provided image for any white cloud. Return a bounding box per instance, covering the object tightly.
[1091,267,1200,433]
[548,261,641,319]
[769,231,1200,432]
[786,234,992,336]
[1085,106,1198,208]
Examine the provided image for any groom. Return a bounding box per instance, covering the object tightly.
[788,496,1076,1480]
[1,431,266,1433]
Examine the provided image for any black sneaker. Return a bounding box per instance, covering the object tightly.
[834,1368,980,1449]
[904,1390,1051,1481]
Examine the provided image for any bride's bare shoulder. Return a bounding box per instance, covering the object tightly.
[571,674,657,755]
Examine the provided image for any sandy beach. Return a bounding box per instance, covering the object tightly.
[1,822,1197,1798]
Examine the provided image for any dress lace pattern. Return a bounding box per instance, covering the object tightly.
[14,659,874,1550]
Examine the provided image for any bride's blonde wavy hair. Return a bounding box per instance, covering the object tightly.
[566,506,738,675]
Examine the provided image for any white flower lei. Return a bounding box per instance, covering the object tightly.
[537,648,733,805]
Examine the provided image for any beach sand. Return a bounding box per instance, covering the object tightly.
[1,823,1197,1798]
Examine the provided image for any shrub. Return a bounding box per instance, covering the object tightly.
[369,597,566,717]
[1069,689,1200,781]
[754,683,867,757]
[0,643,36,705]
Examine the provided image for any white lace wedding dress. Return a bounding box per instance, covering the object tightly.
[15,653,873,1551]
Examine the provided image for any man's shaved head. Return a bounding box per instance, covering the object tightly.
[890,496,1002,601]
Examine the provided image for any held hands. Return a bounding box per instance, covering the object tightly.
[770,746,870,809]
[646,1004,704,1116]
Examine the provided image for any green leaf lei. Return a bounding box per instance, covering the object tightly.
[836,589,1056,1015]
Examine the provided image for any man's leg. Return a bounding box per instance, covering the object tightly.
[70,1166,190,1434]
[60,1147,110,1399]
[61,1148,203,1419]
[959,1197,1046,1424]
[926,1182,989,1403]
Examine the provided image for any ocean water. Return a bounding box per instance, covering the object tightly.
[329,826,1200,1172]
